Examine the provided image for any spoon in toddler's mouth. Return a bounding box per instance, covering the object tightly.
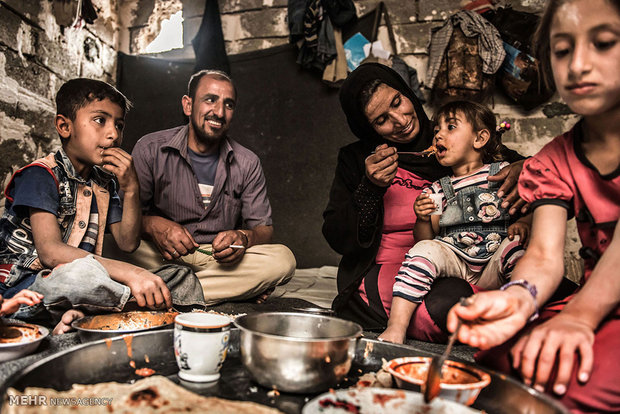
[371,145,437,157]
[423,296,470,403]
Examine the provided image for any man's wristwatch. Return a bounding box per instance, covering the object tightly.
[500,279,539,322]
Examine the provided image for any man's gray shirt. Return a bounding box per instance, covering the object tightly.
[132,125,273,243]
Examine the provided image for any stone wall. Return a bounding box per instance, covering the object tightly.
[0,0,119,193]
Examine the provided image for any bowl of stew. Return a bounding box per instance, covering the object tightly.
[385,356,491,406]
[0,320,49,362]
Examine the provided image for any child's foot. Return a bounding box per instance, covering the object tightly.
[254,287,275,304]
[52,309,85,335]
[378,327,406,344]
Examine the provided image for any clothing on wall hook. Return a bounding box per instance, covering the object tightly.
[70,0,98,30]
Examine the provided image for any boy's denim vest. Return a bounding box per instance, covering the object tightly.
[437,162,510,259]
[0,150,114,287]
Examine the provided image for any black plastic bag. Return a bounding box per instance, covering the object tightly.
[486,7,555,110]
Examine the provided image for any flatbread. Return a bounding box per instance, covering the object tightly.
[4,376,283,413]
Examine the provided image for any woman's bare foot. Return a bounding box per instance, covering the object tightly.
[52,309,85,335]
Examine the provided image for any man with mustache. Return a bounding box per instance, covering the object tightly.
[108,70,295,305]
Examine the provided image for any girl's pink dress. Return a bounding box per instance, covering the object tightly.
[478,124,620,413]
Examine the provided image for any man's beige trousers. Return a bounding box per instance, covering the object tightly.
[104,235,296,306]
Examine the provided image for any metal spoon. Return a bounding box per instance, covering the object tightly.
[395,150,435,157]
[423,297,469,403]
[370,150,435,157]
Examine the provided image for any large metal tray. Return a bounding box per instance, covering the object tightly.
[0,329,568,413]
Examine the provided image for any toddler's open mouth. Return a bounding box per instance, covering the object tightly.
[435,144,447,156]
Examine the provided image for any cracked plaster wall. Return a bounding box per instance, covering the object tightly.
[125,0,578,157]
[0,0,119,201]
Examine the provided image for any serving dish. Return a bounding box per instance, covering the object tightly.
[234,312,362,393]
[302,387,481,413]
[385,356,491,406]
[71,310,178,341]
[0,319,49,362]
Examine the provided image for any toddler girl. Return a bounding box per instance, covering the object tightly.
[379,100,530,344]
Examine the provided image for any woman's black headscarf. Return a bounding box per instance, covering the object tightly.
[339,62,447,181]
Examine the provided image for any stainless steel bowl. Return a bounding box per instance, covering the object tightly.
[71,310,178,342]
[234,312,362,394]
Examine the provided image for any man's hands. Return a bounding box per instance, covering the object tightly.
[101,148,139,194]
[143,216,199,261]
[143,216,265,266]
[365,144,398,187]
[488,160,528,215]
[211,230,248,265]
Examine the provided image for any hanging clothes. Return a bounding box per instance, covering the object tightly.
[426,10,505,90]
[290,0,357,73]
[192,0,230,74]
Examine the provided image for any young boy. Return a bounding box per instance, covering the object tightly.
[0,79,203,334]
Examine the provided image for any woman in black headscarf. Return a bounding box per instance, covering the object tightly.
[322,63,525,341]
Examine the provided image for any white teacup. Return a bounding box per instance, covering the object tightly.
[427,193,443,215]
[174,313,231,382]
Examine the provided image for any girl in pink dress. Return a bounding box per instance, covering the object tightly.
[448,0,620,411]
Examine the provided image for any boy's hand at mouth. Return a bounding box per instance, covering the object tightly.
[101,147,140,194]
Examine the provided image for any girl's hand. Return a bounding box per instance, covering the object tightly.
[0,290,43,316]
[447,289,532,349]
[508,222,530,247]
[414,192,436,222]
[511,314,595,395]
[365,144,398,187]
[488,160,529,215]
